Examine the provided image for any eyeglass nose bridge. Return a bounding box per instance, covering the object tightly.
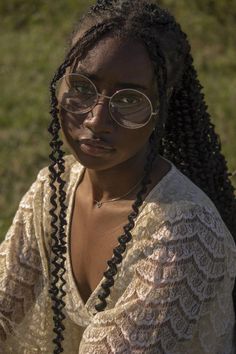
[90,92,116,127]
[92,92,114,123]
[96,92,113,103]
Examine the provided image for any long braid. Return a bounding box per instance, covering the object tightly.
[162,52,236,236]
[160,50,236,310]
[48,65,71,353]
[93,45,168,307]
[48,17,129,352]
[95,113,166,312]
[48,30,89,349]
[87,18,168,311]
[95,129,163,311]
[48,43,87,353]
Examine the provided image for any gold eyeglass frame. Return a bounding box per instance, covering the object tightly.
[57,73,159,129]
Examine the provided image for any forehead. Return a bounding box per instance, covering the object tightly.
[74,35,155,89]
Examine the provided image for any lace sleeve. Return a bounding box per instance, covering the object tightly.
[79,203,236,354]
[0,172,47,344]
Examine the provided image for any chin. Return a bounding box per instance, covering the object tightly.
[66,141,145,172]
[70,147,118,171]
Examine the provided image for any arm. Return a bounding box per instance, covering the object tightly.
[79,203,236,353]
[0,169,49,346]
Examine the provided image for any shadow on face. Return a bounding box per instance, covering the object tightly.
[59,35,159,172]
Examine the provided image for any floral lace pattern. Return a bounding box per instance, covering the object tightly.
[0,155,235,353]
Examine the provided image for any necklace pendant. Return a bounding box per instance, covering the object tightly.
[96,201,103,208]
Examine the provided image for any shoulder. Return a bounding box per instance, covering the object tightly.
[143,159,236,259]
[136,198,236,285]
[148,160,219,213]
[30,154,83,196]
[36,154,81,183]
[142,199,235,253]
[16,154,83,219]
[135,201,236,310]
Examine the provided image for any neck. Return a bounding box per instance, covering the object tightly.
[83,147,151,204]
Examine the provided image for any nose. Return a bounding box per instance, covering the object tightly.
[83,96,114,134]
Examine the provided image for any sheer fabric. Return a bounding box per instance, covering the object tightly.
[0,155,235,353]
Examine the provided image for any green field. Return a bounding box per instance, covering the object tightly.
[1,0,236,240]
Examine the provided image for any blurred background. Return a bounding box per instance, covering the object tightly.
[0,0,236,240]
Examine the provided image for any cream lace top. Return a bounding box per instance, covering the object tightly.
[0,155,236,354]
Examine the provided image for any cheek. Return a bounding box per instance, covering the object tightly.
[118,124,154,154]
[60,110,83,139]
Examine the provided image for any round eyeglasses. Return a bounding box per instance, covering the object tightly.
[56,73,159,129]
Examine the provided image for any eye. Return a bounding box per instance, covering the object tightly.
[114,94,143,106]
[121,96,139,104]
[71,82,94,95]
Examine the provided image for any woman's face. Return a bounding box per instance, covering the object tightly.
[59,35,158,171]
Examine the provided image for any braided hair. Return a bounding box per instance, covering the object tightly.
[48,1,236,352]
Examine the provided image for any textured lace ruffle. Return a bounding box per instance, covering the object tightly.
[79,203,236,354]
[0,155,235,354]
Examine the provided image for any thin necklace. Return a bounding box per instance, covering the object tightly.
[94,176,143,208]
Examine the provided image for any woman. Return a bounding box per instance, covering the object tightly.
[1,0,236,353]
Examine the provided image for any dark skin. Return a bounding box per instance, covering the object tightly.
[60,36,171,304]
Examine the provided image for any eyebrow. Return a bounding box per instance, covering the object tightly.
[74,67,148,91]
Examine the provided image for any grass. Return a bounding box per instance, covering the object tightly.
[0,0,236,240]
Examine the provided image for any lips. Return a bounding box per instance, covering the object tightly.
[79,138,115,157]
[79,139,114,150]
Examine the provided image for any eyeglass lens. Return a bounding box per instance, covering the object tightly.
[56,74,153,128]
